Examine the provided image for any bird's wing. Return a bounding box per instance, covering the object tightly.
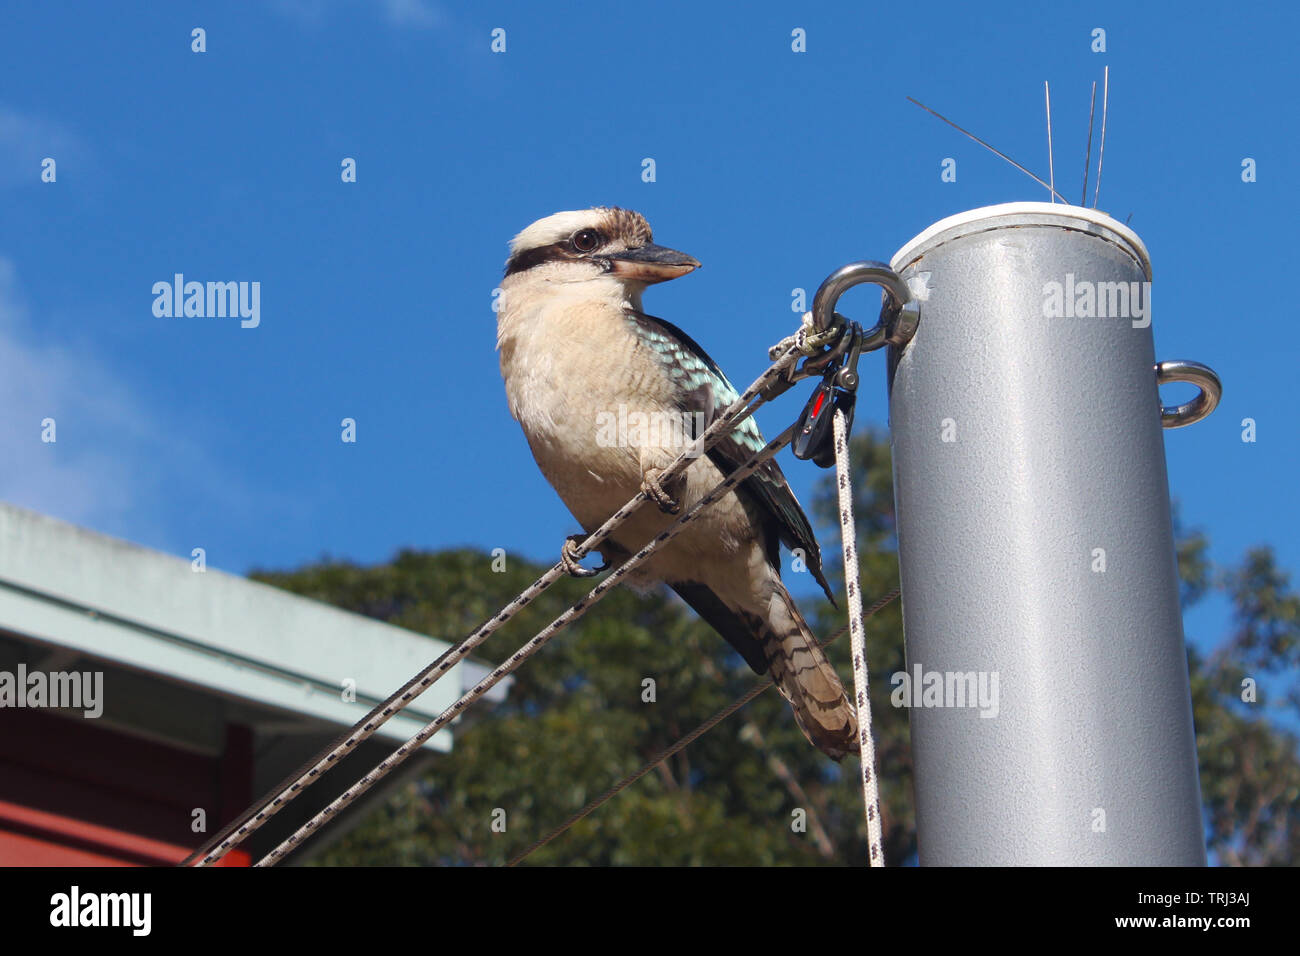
[625,310,833,601]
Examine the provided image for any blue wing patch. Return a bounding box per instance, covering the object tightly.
[624,310,832,601]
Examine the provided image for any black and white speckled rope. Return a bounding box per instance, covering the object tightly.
[256,423,799,866]
[833,406,884,866]
[183,324,838,867]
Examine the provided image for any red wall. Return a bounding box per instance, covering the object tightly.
[0,708,252,866]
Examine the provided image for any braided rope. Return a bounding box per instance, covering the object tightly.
[256,424,799,865]
[834,407,884,866]
[185,337,816,867]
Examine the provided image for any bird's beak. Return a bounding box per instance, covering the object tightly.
[606,243,701,283]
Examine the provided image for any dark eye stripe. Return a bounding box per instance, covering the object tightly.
[504,240,578,277]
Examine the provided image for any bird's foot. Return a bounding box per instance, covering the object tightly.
[641,468,681,514]
[560,535,608,578]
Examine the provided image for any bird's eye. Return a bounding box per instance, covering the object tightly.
[572,229,601,253]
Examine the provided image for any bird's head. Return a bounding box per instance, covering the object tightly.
[503,207,700,291]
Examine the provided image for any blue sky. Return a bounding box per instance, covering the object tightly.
[1,0,1295,650]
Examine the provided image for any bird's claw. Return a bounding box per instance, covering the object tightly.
[641,468,681,514]
[560,535,608,578]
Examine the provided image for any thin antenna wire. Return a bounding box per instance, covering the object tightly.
[1081,80,1097,206]
[1045,81,1055,203]
[907,95,1069,203]
[1093,66,1109,208]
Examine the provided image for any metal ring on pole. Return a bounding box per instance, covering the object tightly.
[1155,360,1221,429]
[810,260,919,349]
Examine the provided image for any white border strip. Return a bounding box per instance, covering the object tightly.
[891,202,1151,278]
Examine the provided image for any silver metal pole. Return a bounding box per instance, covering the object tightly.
[881,202,1215,865]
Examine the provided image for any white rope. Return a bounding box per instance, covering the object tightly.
[184,329,829,867]
[261,339,862,866]
[833,407,885,866]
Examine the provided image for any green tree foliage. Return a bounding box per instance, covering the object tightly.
[251,430,1298,865]
[1187,542,1300,865]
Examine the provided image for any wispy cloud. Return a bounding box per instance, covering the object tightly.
[380,0,442,29]
[0,259,130,525]
[269,0,444,30]
[0,106,87,188]
[0,258,241,543]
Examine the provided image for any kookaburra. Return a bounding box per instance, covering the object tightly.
[495,207,857,760]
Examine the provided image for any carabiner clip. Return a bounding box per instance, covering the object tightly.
[792,324,861,468]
